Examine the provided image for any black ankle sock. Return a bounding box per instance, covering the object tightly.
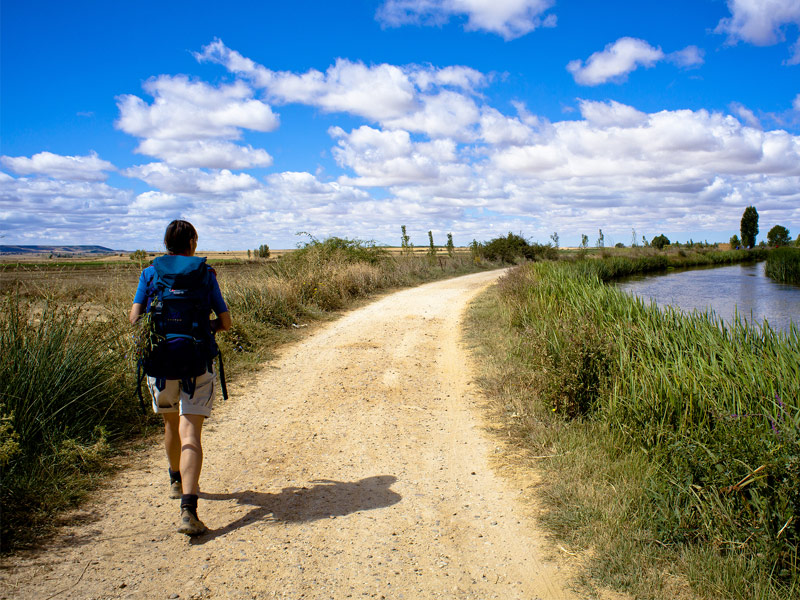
[169,468,182,484]
[180,494,198,512]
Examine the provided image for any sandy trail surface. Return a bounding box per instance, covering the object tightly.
[1,270,578,600]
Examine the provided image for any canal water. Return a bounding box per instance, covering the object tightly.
[615,261,800,334]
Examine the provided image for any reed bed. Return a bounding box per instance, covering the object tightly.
[766,247,800,285]
[482,256,799,598]
[0,241,488,550]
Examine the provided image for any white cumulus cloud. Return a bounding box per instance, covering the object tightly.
[135,139,272,169]
[716,0,800,45]
[731,102,762,128]
[330,125,464,186]
[382,90,481,140]
[0,173,135,245]
[667,45,705,68]
[376,0,556,40]
[567,38,665,85]
[1,151,115,181]
[717,0,800,63]
[117,76,278,140]
[5,41,799,250]
[116,75,277,169]
[578,99,649,128]
[130,191,190,212]
[123,163,260,195]
[478,108,533,145]
[197,42,417,121]
[493,102,791,177]
[197,40,487,139]
[567,39,705,86]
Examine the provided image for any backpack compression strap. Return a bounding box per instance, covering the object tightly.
[217,350,228,400]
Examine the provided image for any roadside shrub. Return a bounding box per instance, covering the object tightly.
[481,232,557,263]
[288,235,387,265]
[651,234,670,249]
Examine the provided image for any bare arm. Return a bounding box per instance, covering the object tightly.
[211,311,232,333]
[129,302,144,324]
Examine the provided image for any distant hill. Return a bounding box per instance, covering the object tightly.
[0,245,118,256]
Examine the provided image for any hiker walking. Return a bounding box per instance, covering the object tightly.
[129,220,231,535]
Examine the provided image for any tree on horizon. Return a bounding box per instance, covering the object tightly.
[767,225,791,247]
[740,206,759,248]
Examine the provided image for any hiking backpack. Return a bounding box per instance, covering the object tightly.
[136,255,227,411]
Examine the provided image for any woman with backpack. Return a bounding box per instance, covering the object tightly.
[129,220,231,536]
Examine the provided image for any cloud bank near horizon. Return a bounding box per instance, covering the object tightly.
[2,36,799,250]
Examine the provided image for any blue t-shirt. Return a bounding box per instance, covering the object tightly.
[133,263,228,315]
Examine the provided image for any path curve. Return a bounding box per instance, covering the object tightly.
[1,270,576,600]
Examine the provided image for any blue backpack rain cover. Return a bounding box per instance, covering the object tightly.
[141,255,219,392]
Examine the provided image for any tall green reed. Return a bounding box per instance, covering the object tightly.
[497,258,799,587]
[766,247,800,284]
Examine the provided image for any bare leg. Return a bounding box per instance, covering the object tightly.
[163,413,180,472]
[178,414,205,495]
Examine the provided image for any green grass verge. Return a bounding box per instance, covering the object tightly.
[466,252,798,600]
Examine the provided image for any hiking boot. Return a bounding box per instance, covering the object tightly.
[170,480,182,499]
[177,508,207,536]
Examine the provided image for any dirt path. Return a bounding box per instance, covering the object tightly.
[1,270,579,600]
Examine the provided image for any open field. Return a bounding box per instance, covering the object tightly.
[0,247,473,265]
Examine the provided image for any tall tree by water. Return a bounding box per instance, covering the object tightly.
[740,206,759,248]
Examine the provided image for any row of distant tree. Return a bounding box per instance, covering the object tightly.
[731,206,798,249]
[127,208,796,264]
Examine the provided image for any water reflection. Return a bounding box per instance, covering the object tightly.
[615,262,800,333]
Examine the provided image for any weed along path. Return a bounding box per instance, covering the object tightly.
[2,270,577,600]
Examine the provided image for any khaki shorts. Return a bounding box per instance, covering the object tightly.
[147,369,216,417]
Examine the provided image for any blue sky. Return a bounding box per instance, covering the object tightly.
[2,0,799,250]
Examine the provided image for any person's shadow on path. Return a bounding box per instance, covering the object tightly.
[192,475,401,544]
